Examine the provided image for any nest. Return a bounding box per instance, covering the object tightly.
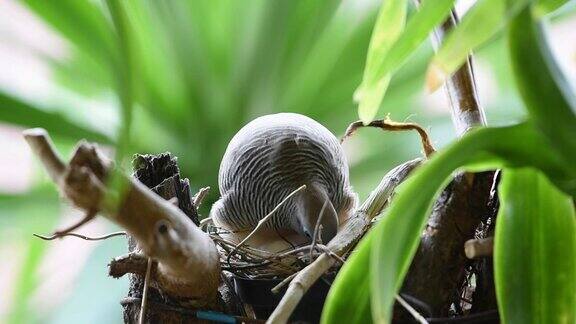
[208,225,343,280]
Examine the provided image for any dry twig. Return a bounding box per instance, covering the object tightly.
[193,186,210,208]
[139,257,153,324]
[34,231,126,241]
[396,295,429,324]
[464,237,494,259]
[342,118,436,157]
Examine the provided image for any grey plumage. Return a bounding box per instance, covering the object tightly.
[210,113,357,243]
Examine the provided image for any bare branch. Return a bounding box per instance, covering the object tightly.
[25,129,221,300]
[23,128,66,182]
[464,237,494,259]
[109,251,150,278]
[139,257,153,324]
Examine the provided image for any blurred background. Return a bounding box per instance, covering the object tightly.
[0,0,574,323]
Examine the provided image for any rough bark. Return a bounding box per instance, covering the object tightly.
[122,153,218,323]
[400,172,495,317]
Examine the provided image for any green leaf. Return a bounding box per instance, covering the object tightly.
[105,0,135,163]
[508,7,576,172]
[357,0,407,124]
[321,234,374,324]
[2,187,60,324]
[7,239,48,324]
[494,168,576,323]
[534,0,573,16]
[426,0,530,90]
[103,0,136,212]
[23,0,115,66]
[0,93,112,144]
[369,0,456,93]
[323,122,575,324]
[281,1,368,113]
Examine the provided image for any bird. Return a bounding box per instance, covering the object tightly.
[210,113,357,248]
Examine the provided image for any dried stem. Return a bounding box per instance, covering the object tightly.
[34,231,126,241]
[271,273,298,294]
[139,257,153,324]
[342,119,435,157]
[396,295,429,324]
[193,186,210,208]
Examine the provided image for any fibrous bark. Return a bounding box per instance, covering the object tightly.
[122,153,220,323]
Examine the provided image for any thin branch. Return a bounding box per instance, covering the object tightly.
[464,237,494,259]
[396,294,429,324]
[51,209,97,237]
[268,254,334,324]
[139,257,153,324]
[193,186,210,208]
[200,217,213,231]
[33,231,127,241]
[271,272,298,294]
[309,199,329,263]
[23,128,66,181]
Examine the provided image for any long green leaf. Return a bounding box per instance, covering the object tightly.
[534,0,573,16]
[357,0,407,124]
[7,239,47,324]
[323,122,575,324]
[321,234,374,324]
[106,0,134,163]
[426,0,529,90]
[23,0,115,66]
[508,7,576,171]
[0,93,112,144]
[494,168,576,323]
[369,0,456,91]
[2,187,60,324]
